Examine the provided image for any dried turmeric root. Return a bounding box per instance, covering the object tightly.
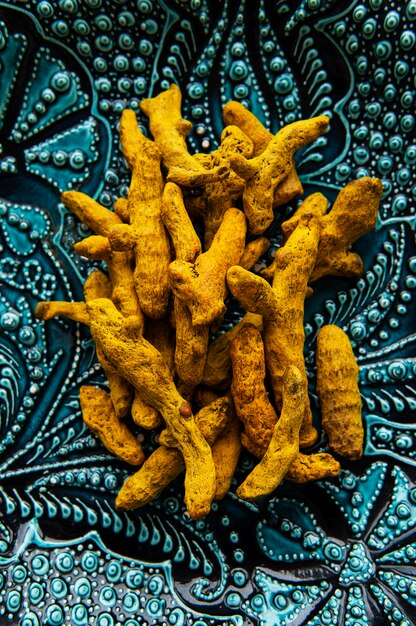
[108,110,171,319]
[285,452,340,483]
[36,270,133,419]
[140,83,229,186]
[261,192,329,283]
[230,323,278,457]
[310,177,382,282]
[227,212,321,448]
[169,207,247,327]
[115,396,233,511]
[316,324,363,460]
[212,410,242,500]
[237,366,305,500]
[161,182,208,393]
[188,125,253,248]
[201,312,263,389]
[86,298,216,520]
[80,386,144,466]
[228,112,329,233]
[222,101,303,205]
[62,191,144,322]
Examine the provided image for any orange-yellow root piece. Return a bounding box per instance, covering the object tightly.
[227,213,321,448]
[316,324,363,460]
[310,177,382,282]
[229,115,329,234]
[62,190,144,323]
[35,271,133,420]
[114,197,130,223]
[61,191,121,236]
[261,192,329,283]
[230,324,278,458]
[109,110,171,319]
[86,298,216,520]
[115,396,233,511]
[161,182,202,264]
[240,237,270,270]
[161,182,208,392]
[131,393,162,430]
[80,386,144,465]
[236,366,305,500]
[140,84,229,186]
[73,235,111,261]
[169,207,247,326]
[285,452,341,483]
[35,301,90,325]
[201,312,263,389]
[212,411,242,500]
[223,101,304,205]
[188,125,253,248]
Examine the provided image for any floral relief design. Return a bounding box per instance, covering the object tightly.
[0,0,416,624]
[244,463,416,624]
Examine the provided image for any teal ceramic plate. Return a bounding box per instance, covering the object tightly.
[0,1,416,624]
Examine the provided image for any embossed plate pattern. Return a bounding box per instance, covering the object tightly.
[0,0,416,624]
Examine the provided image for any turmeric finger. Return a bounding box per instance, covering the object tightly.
[140,83,229,186]
[311,177,382,282]
[109,110,171,319]
[230,115,329,234]
[84,271,133,418]
[240,237,270,271]
[161,181,207,393]
[80,386,144,465]
[74,235,111,261]
[174,299,209,393]
[212,411,242,500]
[35,301,89,325]
[201,312,262,389]
[161,182,201,264]
[261,192,329,283]
[131,393,162,430]
[86,298,216,519]
[222,101,304,207]
[115,396,233,510]
[192,125,253,248]
[285,452,340,483]
[228,212,321,448]
[61,191,122,236]
[237,366,305,500]
[316,324,363,460]
[230,324,278,457]
[169,208,246,326]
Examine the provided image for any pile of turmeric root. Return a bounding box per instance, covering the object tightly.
[36,84,383,520]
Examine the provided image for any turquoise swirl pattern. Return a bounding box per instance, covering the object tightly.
[0,0,415,624]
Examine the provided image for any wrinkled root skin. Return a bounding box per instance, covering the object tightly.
[231,324,278,458]
[317,324,363,460]
[116,397,233,511]
[169,208,247,327]
[236,366,305,500]
[86,298,216,519]
[80,386,144,466]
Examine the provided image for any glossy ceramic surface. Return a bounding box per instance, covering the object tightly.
[0,0,416,624]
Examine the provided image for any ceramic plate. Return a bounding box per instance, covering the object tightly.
[1,1,416,624]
